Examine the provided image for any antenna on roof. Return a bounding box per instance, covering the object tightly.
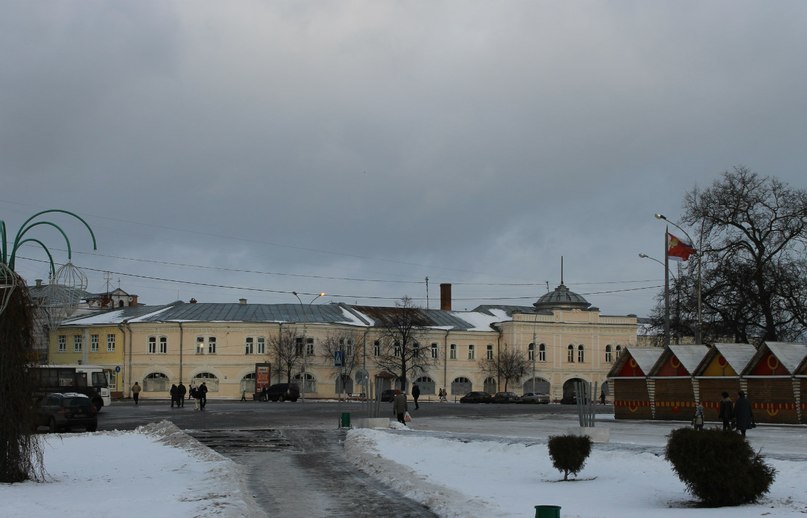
[560,256,564,285]
[425,276,430,309]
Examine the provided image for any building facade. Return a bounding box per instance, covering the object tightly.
[50,283,639,402]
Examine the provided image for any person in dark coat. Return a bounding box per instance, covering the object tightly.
[412,383,421,410]
[177,382,187,408]
[392,389,408,425]
[734,390,755,437]
[170,384,179,408]
[718,391,733,431]
[198,382,208,410]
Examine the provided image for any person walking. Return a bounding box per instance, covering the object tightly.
[692,403,705,431]
[198,382,208,410]
[131,381,141,405]
[718,391,733,431]
[438,388,447,402]
[734,390,755,437]
[177,382,187,408]
[392,389,408,425]
[412,383,421,410]
[170,384,179,408]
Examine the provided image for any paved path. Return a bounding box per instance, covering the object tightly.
[190,427,438,518]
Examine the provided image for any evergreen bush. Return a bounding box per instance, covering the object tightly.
[547,434,592,480]
[664,427,775,507]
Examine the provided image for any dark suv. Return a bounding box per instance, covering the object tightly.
[265,383,300,402]
[35,392,98,433]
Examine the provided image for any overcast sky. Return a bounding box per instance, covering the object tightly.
[2,1,806,317]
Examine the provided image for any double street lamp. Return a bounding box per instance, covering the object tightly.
[292,291,326,402]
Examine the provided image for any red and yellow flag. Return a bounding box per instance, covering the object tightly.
[667,232,695,261]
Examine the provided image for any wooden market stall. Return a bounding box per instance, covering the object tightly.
[741,341,807,424]
[693,343,756,423]
[650,345,709,421]
[608,347,663,420]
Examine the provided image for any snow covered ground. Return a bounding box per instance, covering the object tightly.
[2,417,807,517]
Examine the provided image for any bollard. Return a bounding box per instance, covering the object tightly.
[535,504,561,518]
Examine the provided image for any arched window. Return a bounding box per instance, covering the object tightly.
[539,343,546,362]
[483,377,496,394]
[605,344,613,363]
[191,372,219,392]
[415,376,435,395]
[451,376,471,395]
[293,372,316,393]
[143,372,169,392]
[577,344,585,363]
[240,373,256,395]
[567,344,575,363]
[615,345,623,358]
[335,374,352,395]
[528,343,535,361]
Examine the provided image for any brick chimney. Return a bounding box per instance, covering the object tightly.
[440,283,452,311]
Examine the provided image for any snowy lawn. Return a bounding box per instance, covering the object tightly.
[345,426,807,518]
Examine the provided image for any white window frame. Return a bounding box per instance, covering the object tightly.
[73,335,82,352]
[107,334,116,352]
[58,335,66,353]
[91,334,99,353]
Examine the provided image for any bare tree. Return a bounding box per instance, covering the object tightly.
[319,329,365,397]
[0,275,44,482]
[372,297,437,391]
[480,344,530,392]
[681,167,807,342]
[267,326,303,384]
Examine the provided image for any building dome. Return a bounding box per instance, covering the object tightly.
[533,283,591,310]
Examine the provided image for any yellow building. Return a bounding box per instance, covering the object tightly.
[52,283,638,402]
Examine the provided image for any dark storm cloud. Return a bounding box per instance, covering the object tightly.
[2,1,806,315]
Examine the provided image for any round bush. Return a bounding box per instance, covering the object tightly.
[664,427,775,506]
[547,434,592,480]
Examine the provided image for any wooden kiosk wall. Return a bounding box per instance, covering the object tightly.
[697,378,742,422]
[613,379,653,420]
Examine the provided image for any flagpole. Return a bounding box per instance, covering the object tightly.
[664,226,671,348]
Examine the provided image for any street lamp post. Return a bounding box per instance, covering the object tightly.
[292,291,325,402]
[655,213,702,344]
[640,252,682,346]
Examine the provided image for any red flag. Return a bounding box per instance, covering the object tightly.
[667,232,695,261]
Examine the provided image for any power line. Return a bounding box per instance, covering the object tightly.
[17,255,663,304]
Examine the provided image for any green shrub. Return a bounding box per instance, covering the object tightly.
[547,434,592,480]
[664,427,775,507]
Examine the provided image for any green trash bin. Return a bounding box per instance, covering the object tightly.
[535,505,561,518]
[340,412,351,428]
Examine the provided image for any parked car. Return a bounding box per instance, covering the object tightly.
[459,391,492,404]
[519,392,550,404]
[492,391,521,404]
[34,392,98,433]
[265,383,300,402]
[379,389,396,402]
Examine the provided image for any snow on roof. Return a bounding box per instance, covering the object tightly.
[450,310,505,331]
[667,344,710,374]
[764,341,807,373]
[711,343,757,374]
[627,347,664,374]
[339,306,371,327]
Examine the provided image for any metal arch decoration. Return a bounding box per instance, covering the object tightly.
[0,209,97,317]
[43,262,89,329]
